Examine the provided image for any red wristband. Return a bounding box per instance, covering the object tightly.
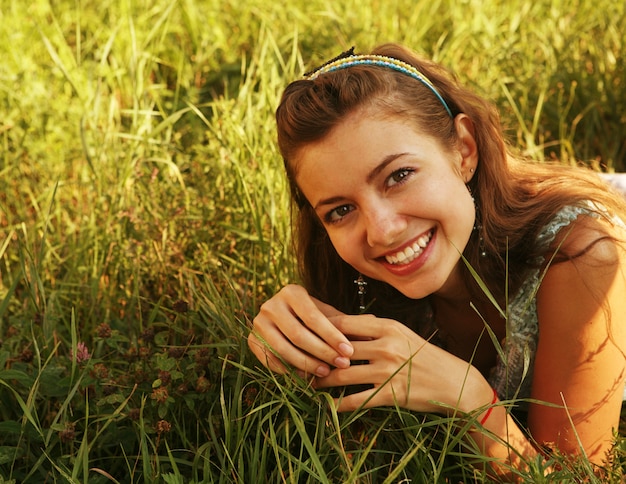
[479,388,499,426]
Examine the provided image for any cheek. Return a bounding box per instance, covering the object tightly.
[447,191,476,244]
[328,232,354,260]
[423,179,475,241]
[327,231,365,270]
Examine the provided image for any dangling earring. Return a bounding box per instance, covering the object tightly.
[354,274,368,312]
[474,219,487,258]
[466,178,487,258]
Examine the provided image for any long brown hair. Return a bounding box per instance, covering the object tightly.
[276,43,626,327]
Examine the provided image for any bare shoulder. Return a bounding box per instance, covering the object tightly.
[549,211,626,266]
[537,211,626,333]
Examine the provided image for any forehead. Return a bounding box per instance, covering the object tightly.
[292,107,416,174]
[293,112,455,205]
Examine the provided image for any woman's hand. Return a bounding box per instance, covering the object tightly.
[248,284,354,377]
[315,313,491,414]
[249,286,492,417]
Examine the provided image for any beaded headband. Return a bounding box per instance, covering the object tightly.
[306,52,453,117]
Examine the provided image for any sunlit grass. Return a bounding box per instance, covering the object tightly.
[0,0,625,481]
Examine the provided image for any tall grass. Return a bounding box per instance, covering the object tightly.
[0,0,625,481]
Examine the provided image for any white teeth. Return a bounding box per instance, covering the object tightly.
[417,235,430,248]
[384,231,433,265]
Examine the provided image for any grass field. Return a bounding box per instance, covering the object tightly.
[1,0,625,481]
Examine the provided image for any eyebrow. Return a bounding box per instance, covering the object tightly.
[366,152,409,184]
[313,152,410,210]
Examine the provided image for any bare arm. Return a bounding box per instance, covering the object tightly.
[529,217,626,463]
[474,217,626,476]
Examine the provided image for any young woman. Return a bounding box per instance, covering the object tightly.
[247,43,626,478]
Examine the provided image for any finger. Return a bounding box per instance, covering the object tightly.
[249,323,335,377]
[318,369,411,412]
[270,313,351,371]
[281,286,354,357]
[315,363,379,388]
[315,343,419,387]
[250,285,356,374]
[328,313,388,340]
[310,296,347,318]
[333,387,386,412]
[247,332,289,374]
[330,314,420,349]
[347,337,423,362]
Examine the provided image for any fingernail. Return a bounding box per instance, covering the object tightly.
[338,342,354,357]
[333,356,350,369]
[315,365,330,377]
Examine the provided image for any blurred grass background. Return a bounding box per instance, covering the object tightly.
[0,0,624,481]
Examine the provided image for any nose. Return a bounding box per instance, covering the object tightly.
[363,202,407,248]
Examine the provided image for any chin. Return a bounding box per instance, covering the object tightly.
[392,273,451,300]
[398,289,431,300]
[388,282,437,301]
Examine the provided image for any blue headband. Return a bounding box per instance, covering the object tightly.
[306,54,453,117]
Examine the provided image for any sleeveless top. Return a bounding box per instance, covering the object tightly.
[486,204,626,402]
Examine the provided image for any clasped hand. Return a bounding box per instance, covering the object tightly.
[248,285,472,413]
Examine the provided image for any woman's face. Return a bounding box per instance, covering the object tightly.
[294,108,478,300]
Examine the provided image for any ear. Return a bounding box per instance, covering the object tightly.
[454,114,478,182]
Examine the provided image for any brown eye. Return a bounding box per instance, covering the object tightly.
[326,204,354,223]
[387,168,414,187]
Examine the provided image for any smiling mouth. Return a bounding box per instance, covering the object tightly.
[384,230,434,265]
